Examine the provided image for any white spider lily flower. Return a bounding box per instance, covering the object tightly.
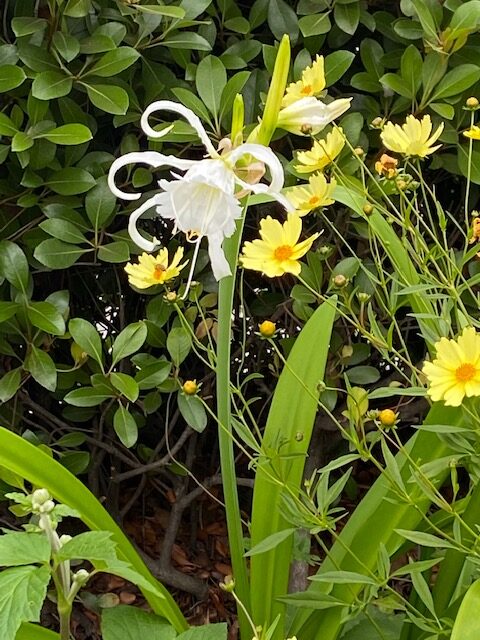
[277,96,352,135]
[108,100,292,284]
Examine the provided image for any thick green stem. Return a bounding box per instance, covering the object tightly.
[216,213,250,639]
[58,602,71,640]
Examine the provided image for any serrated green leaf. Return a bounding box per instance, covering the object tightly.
[0,532,50,566]
[56,531,117,563]
[101,605,176,640]
[0,565,50,640]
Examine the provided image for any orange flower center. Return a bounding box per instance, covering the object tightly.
[301,84,313,95]
[455,363,476,382]
[153,264,167,280]
[308,196,320,205]
[274,245,293,261]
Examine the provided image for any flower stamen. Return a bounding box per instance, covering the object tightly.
[455,363,476,382]
[274,245,294,261]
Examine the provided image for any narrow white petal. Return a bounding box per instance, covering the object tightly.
[228,143,285,193]
[128,195,163,252]
[141,100,218,158]
[208,232,232,280]
[108,151,194,200]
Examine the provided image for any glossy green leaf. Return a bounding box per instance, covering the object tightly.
[45,168,96,195]
[97,241,130,263]
[84,83,129,115]
[110,372,139,403]
[0,302,20,323]
[24,346,57,391]
[16,623,59,640]
[0,65,26,92]
[34,239,88,268]
[195,55,226,118]
[451,579,480,639]
[40,124,92,145]
[334,1,360,34]
[160,33,211,51]
[64,0,92,17]
[324,50,355,87]
[0,368,22,403]
[87,47,140,78]
[31,71,73,100]
[177,393,207,432]
[27,301,66,335]
[167,327,192,366]
[0,113,18,136]
[64,386,114,407]
[135,4,185,18]
[113,405,138,448]
[111,322,148,366]
[11,132,33,153]
[52,32,80,62]
[85,176,117,230]
[431,64,480,100]
[298,13,331,37]
[135,361,171,390]
[39,219,88,245]
[56,531,117,563]
[0,241,30,293]
[11,17,47,37]
[267,0,299,42]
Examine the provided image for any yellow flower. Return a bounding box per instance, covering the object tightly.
[258,320,276,338]
[240,213,319,277]
[286,173,337,215]
[295,128,345,173]
[422,327,480,406]
[124,247,187,289]
[464,125,480,140]
[282,55,326,107]
[380,114,444,158]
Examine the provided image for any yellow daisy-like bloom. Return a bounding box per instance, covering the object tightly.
[124,247,187,289]
[463,125,480,140]
[295,128,345,174]
[422,327,480,406]
[240,213,319,277]
[286,173,337,215]
[282,55,326,107]
[380,114,444,158]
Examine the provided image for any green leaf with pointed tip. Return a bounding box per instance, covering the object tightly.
[195,55,226,118]
[39,219,88,245]
[0,368,22,403]
[113,405,138,448]
[52,32,80,62]
[56,531,117,563]
[97,241,130,263]
[84,83,129,115]
[69,318,103,366]
[160,33,211,51]
[45,167,95,195]
[24,347,57,391]
[87,47,140,77]
[0,241,30,294]
[64,386,114,407]
[0,302,20,323]
[177,393,207,432]
[0,565,50,640]
[112,322,148,366]
[34,239,88,268]
[0,113,18,136]
[40,124,92,145]
[11,132,33,152]
[27,301,65,335]
[110,373,139,403]
[85,177,117,230]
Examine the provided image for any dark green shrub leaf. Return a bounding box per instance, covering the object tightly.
[110,373,139,403]
[135,361,171,390]
[31,71,73,100]
[0,302,19,323]
[69,318,103,365]
[195,55,227,118]
[80,34,116,54]
[86,47,140,78]
[113,405,138,448]
[380,73,414,99]
[98,242,130,263]
[334,2,360,35]
[0,368,22,403]
[85,177,117,229]
[268,0,299,42]
[25,346,57,391]
[325,50,355,87]
[219,71,250,121]
[161,33,212,51]
[0,113,18,136]
[298,13,331,37]
[0,65,26,92]
[39,219,88,244]
[346,366,381,385]
[11,132,33,152]
[64,0,92,17]
[84,83,129,115]
[11,17,47,37]
[45,167,96,195]
[64,386,115,406]
[167,327,192,366]
[53,32,80,62]
[17,43,57,72]
[27,301,66,335]
[0,241,30,293]
[40,124,92,145]
[177,393,207,432]
[60,451,90,474]
[431,64,480,100]
[34,239,88,268]
[112,322,148,366]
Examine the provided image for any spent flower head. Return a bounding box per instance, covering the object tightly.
[422,327,480,406]
[240,213,319,277]
[380,114,444,158]
[124,248,187,289]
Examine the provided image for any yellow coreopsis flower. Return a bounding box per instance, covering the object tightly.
[422,327,480,406]
[286,173,337,215]
[380,114,444,158]
[282,55,326,107]
[295,128,345,173]
[124,247,187,289]
[240,213,319,277]
[463,125,480,140]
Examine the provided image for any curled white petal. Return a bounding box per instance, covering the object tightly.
[141,100,218,158]
[128,194,163,252]
[108,151,195,201]
[228,143,285,193]
[208,232,232,280]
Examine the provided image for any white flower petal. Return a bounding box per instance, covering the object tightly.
[108,151,194,201]
[141,100,218,158]
[128,194,163,252]
[208,232,232,280]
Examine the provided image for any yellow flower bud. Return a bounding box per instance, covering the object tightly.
[378,409,397,427]
[466,96,479,108]
[333,274,348,288]
[354,147,364,156]
[165,291,178,303]
[258,320,276,338]
[182,380,198,395]
[363,203,374,215]
[371,116,384,128]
